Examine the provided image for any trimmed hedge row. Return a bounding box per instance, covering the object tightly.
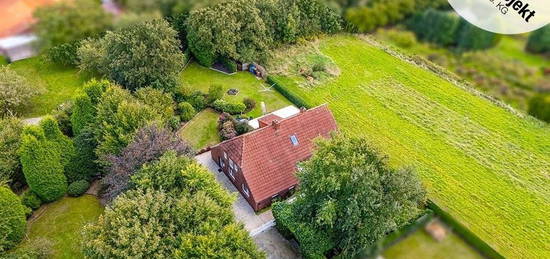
[212,99,246,115]
[267,76,311,109]
[427,200,504,259]
[68,180,90,197]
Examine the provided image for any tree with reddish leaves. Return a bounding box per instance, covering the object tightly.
[101,125,194,204]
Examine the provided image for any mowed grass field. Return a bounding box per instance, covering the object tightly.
[9,57,88,118]
[270,35,550,258]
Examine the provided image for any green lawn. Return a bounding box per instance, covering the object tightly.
[180,63,292,118]
[270,35,550,258]
[9,57,88,118]
[374,29,550,110]
[384,230,482,259]
[16,195,103,258]
[179,109,221,150]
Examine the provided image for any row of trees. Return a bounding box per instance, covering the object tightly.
[185,0,342,66]
[406,9,500,51]
[345,0,448,32]
[273,135,427,258]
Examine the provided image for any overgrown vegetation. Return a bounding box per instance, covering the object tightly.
[0,66,43,117]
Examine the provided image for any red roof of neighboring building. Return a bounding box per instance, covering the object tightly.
[216,104,338,202]
[0,0,62,38]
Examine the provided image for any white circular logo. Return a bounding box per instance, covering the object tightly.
[448,0,550,34]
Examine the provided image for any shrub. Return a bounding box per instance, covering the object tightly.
[207,84,224,104]
[220,121,238,141]
[0,186,28,252]
[0,118,23,186]
[526,25,550,54]
[93,85,163,160]
[19,126,67,202]
[528,94,550,123]
[386,29,417,48]
[178,102,197,122]
[21,190,42,210]
[53,100,74,137]
[188,92,207,111]
[407,9,460,46]
[268,76,310,108]
[456,20,500,51]
[235,121,252,135]
[212,99,246,115]
[101,125,194,203]
[69,127,98,182]
[47,41,81,66]
[243,98,256,112]
[71,95,95,136]
[135,87,176,121]
[40,116,77,178]
[68,180,90,197]
[0,66,43,117]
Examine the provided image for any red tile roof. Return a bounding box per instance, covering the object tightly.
[217,104,338,202]
[258,114,282,128]
[0,0,62,38]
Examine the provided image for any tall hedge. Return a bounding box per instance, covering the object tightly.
[19,127,67,202]
[526,25,550,54]
[0,186,28,252]
[528,94,550,123]
[71,95,96,136]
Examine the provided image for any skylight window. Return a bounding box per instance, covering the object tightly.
[290,135,299,146]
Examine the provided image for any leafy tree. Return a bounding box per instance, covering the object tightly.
[407,9,460,46]
[0,66,43,117]
[207,84,224,104]
[456,20,500,51]
[278,135,426,257]
[526,25,550,54]
[34,0,112,65]
[83,188,262,258]
[135,87,176,121]
[19,126,67,202]
[0,185,28,252]
[78,19,185,91]
[178,102,196,122]
[102,125,194,203]
[131,152,231,206]
[528,94,550,123]
[0,118,24,187]
[93,85,164,161]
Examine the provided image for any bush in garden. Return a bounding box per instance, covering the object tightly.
[78,19,184,91]
[220,57,237,73]
[187,92,207,111]
[93,85,164,161]
[19,126,67,202]
[0,186,28,253]
[21,190,42,210]
[71,95,95,137]
[2,238,53,259]
[207,84,224,104]
[0,118,24,187]
[83,79,110,105]
[102,125,194,203]
[528,94,550,123]
[212,99,246,115]
[40,117,77,180]
[135,87,176,121]
[220,121,238,141]
[526,25,550,54]
[53,100,74,137]
[47,41,81,66]
[178,102,196,122]
[243,98,256,112]
[0,66,43,117]
[235,121,252,135]
[68,180,90,197]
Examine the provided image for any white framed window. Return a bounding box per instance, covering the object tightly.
[224,152,227,159]
[229,159,235,170]
[229,170,235,180]
[242,184,250,197]
[219,157,225,168]
[290,135,299,146]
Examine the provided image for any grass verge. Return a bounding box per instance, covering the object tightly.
[179,108,221,150]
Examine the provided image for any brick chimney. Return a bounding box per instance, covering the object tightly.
[300,107,307,113]
[272,120,280,130]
